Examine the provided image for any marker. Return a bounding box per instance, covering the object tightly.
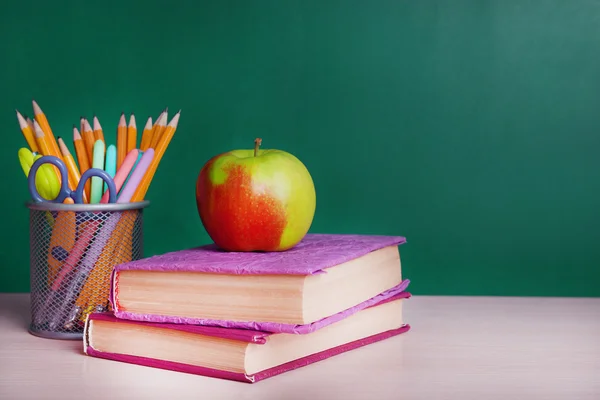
[90,140,105,203]
[104,145,117,194]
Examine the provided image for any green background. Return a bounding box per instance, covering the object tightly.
[1,0,598,296]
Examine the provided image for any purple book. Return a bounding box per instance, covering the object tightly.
[110,233,409,334]
[85,291,411,383]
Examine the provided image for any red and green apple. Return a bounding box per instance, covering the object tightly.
[196,138,316,252]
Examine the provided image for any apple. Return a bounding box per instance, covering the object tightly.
[196,138,316,252]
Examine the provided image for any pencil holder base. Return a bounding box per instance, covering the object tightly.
[27,201,149,339]
[28,325,83,340]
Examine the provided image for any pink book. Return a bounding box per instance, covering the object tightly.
[109,233,409,334]
[85,291,411,383]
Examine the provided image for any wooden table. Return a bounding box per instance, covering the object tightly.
[0,293,598,399]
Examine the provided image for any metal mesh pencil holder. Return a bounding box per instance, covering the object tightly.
[27,200,150,340]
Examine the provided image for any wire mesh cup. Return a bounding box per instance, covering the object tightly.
[27,200,149,339]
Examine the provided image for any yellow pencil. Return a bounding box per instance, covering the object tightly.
[26,116,36,137]
[139,116,153,151]
[127,114,137,153]
[149,111,167,149]
[93,116,105,144]
[116,112,127,169]
[32,100,62,162]
[58,137,87,203]
[16,110,39,152]
[82,118,95,164]
[131,111,180,201]
[33,120,62,187]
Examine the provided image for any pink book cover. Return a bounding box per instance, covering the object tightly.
[109,233,409,334]
[84,292,411,383]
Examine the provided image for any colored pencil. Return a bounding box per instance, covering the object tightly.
[26,116,36,138]
[131,111,180,201]
[57,137,86,203]
[139,117,153,151]
[82,118,95,164]
[127,114,137,153]
[32,100,62,162]
[116,112,127,169]
[93,116,105,144]
[16,110,39,152]
[149,111,167,149]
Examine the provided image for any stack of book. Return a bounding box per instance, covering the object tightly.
[83,233,411,383]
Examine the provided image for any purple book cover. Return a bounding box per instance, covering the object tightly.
[109,234,408,334]
[84,292,411,383]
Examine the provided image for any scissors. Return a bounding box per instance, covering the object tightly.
[28,155,117,204]
[18,148,60,200]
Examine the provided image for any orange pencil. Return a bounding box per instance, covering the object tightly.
[127,114,137,153]
[139,116,153,151]
[16,110,39,152]
[73,127,91,203]
[80,117,85,139]
[26,117,36,139]
[116,112,127,169]
[32,100,62,161]
[82,118,95,163]
[33,120,63,188]
[131,111,180,201]
[93,116,105,143]
[58,137,88,203]
[148,111,167,149]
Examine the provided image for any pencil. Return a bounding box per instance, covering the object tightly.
[73,127,91,203]
[131,111,180,202]
[26,116,36,137]
[93,116,105,144]
[148,111,167,149]
[127,114,137,153]
[32,120,63,193]
[116,112,127,169]
[58,137,87,203]
[139,116,153,151]
[82,118,95,164]
[16,110,39,152]
[32,100,62,162]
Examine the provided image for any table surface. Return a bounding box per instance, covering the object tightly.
[0,293,598,400]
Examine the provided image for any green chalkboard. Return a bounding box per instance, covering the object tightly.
[1,0,599,296]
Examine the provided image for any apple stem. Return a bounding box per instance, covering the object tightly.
[254,138,262,157]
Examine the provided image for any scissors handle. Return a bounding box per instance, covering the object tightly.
[78,169,118,203]
[28,156,70,203]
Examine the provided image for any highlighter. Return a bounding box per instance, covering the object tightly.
[18,148,60,200]
[104,144,117,194]
[90,140,105,203]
